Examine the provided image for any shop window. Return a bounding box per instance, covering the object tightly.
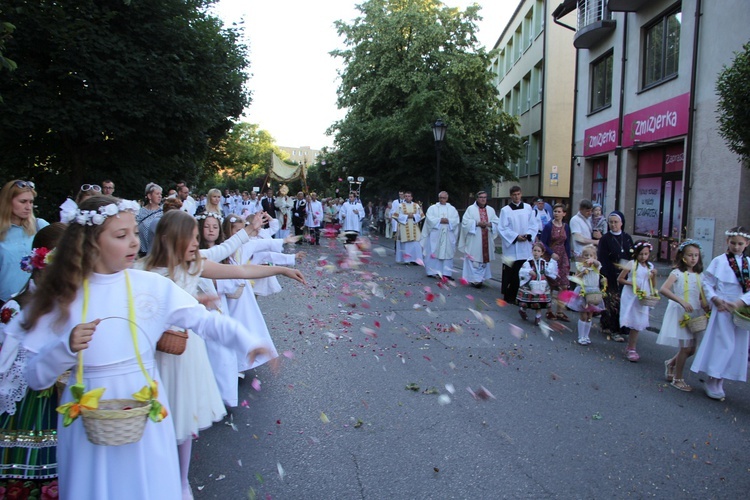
[642,7,681,89]
[591,158,607,209]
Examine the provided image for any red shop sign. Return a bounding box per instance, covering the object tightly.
[623,92,690,147]
[584,118,619,156]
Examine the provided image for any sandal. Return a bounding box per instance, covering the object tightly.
[519,309,528,321]
[610,333,626,342]
[556,312,570,322]
[625,348,640,362]
[670,379,693,392]
[664,360,675,382]
[546,311,557,320]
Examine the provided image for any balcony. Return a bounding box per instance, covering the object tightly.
[551,0,617,49]
[607,0,650,12]
[574,0,616,48]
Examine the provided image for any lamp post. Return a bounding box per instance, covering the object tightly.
[432,119,448,198]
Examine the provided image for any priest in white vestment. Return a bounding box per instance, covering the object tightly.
[339,191,364,244]
[421,191,460,278]
[305,192,323,245]
[458,191,500,286]
[394,191,423,264]
[389,191,404,242]
[498,186,538,303]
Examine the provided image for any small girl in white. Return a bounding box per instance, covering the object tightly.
[567,244,605,345]
[517,242,558,326]
[618,241,658,362]
[656,240,709,392]
[691,227,750,400]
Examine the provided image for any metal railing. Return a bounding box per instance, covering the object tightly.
[577,0,612,30]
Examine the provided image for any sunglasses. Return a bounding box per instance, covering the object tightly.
[81,184,102,192]
[14,180,35,190]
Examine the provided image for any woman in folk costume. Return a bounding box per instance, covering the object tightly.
[691,227,750,400]
[0,224,65,483]
[19,196,274,500]
[458,191,500,287]
[137,210,304,498]
[420,191,460,279]
[393,191,423,264]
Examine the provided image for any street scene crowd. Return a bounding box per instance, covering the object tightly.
[0,179,749,499]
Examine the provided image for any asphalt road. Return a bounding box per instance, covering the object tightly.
[191,235,750,499]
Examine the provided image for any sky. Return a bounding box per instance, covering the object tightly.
[212,0,517,150]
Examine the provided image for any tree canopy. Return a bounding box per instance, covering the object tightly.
[717,41,750,166]
[329,0,521,202]
[0,0,250,216]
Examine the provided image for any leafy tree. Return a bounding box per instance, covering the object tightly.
[330,0,521,202]
[0,0,250,217]
[208,122,280,183]
[717,41,750,166]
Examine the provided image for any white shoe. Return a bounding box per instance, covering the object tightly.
[705,377,725,400]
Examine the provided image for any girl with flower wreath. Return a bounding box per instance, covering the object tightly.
[656,240,709,392]
[138,209,305,498]
[618,240,658,362]
[0,223,64,486]
[566,244,605,345]
[516,242,558,326]
[17,196,277,499]
[691,227,750,400]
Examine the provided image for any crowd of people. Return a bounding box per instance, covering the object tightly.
[0,179,307,499]
[0,178,749,498]
[405,184,750,401]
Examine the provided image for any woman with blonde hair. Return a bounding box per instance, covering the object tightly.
[204,188,223,216]
[0,180,49,303]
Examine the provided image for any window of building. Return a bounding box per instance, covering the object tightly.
[519,139,530,177]
[529,132,542,175]
[534,0,544,37]
[590,50,613,113]
[532,62,543,104]
[591,158,607,209]
[514,27,522,61]
[521,72,531,113]
[642,7,681,89]
[523,10,533,49]
[513,83,521,115]
[507,39,514,68]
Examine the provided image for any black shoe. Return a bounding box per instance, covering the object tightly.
[471,282,483,288]
[445,276,455,281]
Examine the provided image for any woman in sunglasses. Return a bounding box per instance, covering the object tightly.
[74,183,102,205]
[0,180,49,303]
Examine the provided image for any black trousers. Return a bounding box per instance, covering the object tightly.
[308,227,320,245]
[501,259,525,304]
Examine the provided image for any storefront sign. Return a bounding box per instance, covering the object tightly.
[583,118,619,156]
[623,93,690,147]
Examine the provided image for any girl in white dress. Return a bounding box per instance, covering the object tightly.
[691,227,750,400]
[656,240,708,392]
[18,196,274,500]
[618,241,658,363]
[138,210,304,498]
[566,245,605,345]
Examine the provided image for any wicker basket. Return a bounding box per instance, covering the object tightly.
[156,329,188,355]
[585,292,603,305]
[686,315,708,334]
[733,313,750,331]
[639,295,660,308]
[81,399,152,446]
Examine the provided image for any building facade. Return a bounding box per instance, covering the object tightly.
[490,0,576,204]
[553,0,750,261]
[277,145,321,167]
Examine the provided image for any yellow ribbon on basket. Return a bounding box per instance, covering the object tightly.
[56,271,168,426]
[632,261,659,301]
[679,272,709,328]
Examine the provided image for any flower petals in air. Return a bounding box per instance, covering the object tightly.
[509,323,524,339]
[251,378,261,391]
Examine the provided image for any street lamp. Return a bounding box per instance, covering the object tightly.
[432,119,448,198]
[347,176,365,199]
